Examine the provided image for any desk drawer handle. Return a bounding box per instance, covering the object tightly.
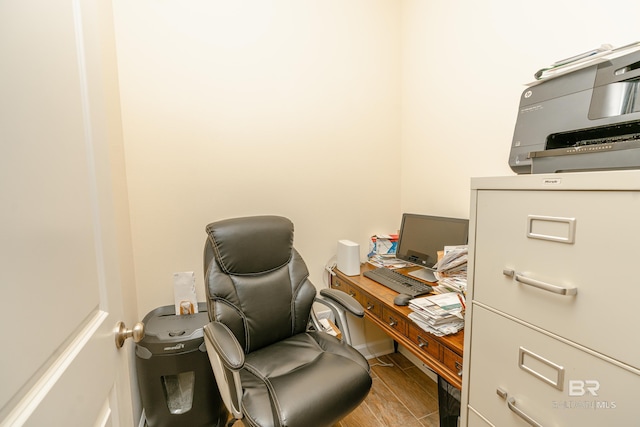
[417,335,429,348]
[388,317,398,327]
[507,397,544,427]
[455,361,463,376]
[366,303,375,310]
[504,269,577,296]
[349,291,356,297]
[333,280,341,288]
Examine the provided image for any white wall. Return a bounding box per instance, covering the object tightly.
[112,1,402,316]
[400,0,640,218]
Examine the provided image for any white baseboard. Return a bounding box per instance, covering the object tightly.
[398,345,438,383]
[354,338,395,360]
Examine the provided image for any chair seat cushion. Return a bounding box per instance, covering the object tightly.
[240,332,372,427]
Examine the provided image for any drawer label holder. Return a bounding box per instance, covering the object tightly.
[519,346,565,391]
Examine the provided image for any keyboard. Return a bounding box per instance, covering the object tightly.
[363,267,432,298]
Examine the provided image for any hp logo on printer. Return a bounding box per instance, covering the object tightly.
[524,90,533,99]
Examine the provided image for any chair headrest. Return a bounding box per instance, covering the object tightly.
[205,216,294,275]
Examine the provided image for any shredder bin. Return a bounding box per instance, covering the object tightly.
[136,303,227,427]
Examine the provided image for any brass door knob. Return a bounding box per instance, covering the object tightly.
[114,321,145,349]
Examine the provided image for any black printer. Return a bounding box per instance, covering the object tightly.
[509,42,640,174]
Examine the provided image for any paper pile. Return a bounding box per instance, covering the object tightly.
[408,292,465,337]
[433,245,468,293]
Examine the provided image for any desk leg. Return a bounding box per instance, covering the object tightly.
[393,340,399,353]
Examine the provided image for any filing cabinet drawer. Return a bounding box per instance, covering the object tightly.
[473,189,640,368]
[408,323,441,360]
[467,408,492,427]
[467,305,640,426]
[382,306,407,336]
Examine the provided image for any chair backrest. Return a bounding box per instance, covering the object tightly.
[204,216,317,353]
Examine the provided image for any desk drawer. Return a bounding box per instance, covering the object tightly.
[467,305,640,426]
[408,323,441,360]
[331,277,382,318]
[382,306,407,336]
[361,292,383,319]
[473,189,640,368]
[331,277,359,300]
[443,346,463,380]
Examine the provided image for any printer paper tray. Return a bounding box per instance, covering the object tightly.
[530,144,640,173]
[529,138,640,159]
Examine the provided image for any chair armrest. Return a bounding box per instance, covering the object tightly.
[318,288,364,318]
[203,321,244,370]
[203,321,245,421]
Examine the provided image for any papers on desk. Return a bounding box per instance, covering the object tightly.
[434,245,467,272]
[408,292,465,337]
[367,255,408,269]
[433,245,468,294]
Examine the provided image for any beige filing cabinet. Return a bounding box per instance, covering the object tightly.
[460,171,640,426]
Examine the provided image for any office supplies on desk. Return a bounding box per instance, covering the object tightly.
[363,267,432,298]
[368,234,398,257]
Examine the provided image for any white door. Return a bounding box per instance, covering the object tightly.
[1,0,136,426]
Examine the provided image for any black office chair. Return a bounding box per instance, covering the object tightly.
[203,215,372,427]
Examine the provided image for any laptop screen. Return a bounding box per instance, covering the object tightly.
[395,213,469,269]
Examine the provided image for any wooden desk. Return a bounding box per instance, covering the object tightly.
[331,264,464,389]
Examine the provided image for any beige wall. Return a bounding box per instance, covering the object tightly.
[400,0,640,217]
[113,1,402,316]
[112,0,640,318]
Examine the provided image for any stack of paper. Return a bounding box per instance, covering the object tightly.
[408,292,464,337]
[433,245,468,293]
[367,255,408,269]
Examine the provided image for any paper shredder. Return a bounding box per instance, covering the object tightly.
[136,303,227,427]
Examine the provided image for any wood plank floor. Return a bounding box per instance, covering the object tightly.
[229,352,441,427]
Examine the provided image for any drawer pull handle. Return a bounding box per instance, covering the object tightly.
[367,303,375,310]
[417,335,429,348]
[507,397,544,427]
[388,317,398,327]
[504,269,577,296]
[455,361,463,376]
[349,291,356,297]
